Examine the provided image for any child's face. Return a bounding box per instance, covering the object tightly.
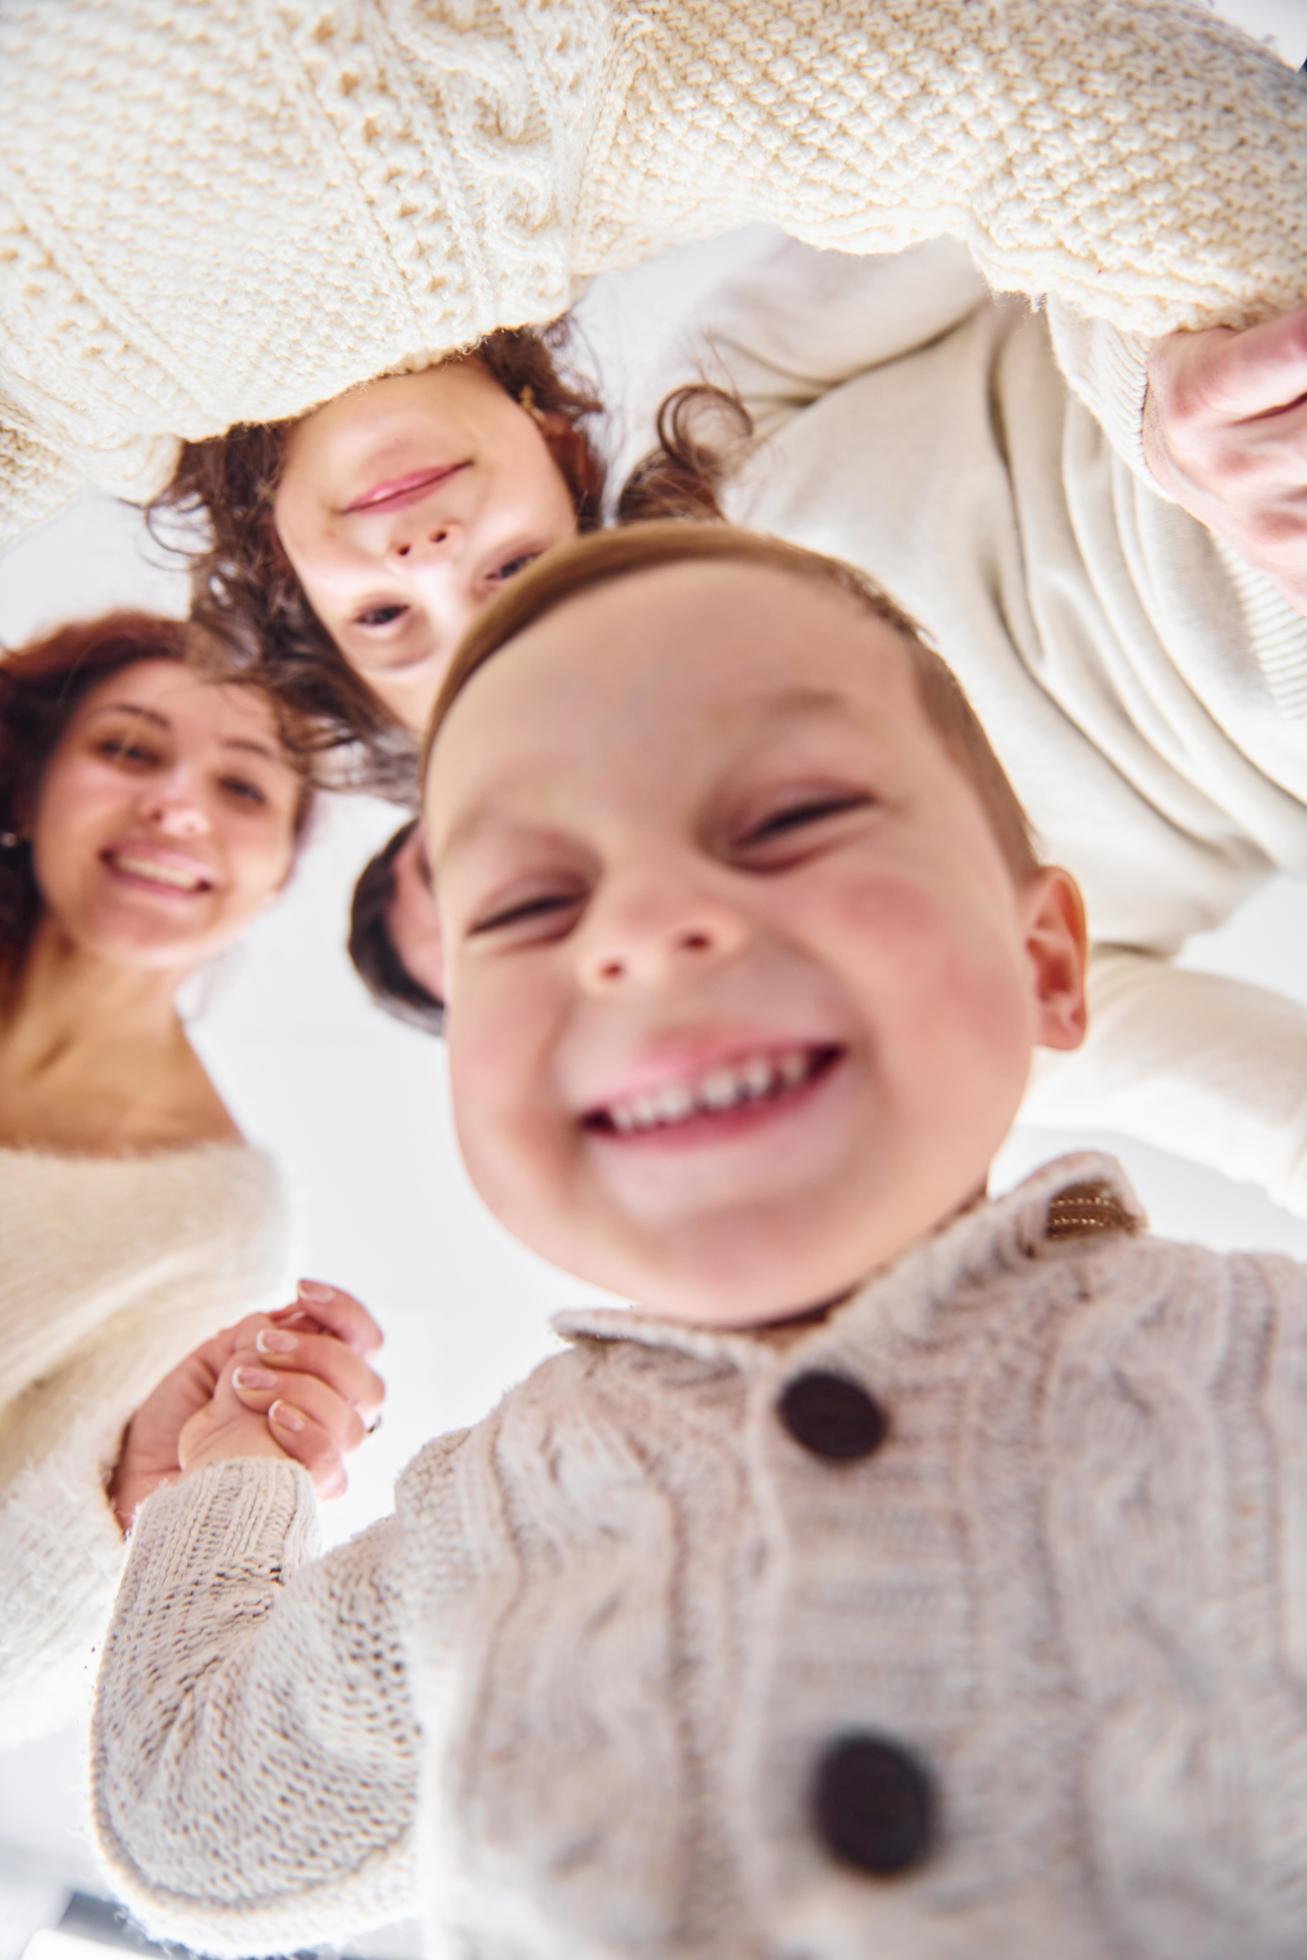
[426,562,1086,1325]
[273,360,579,732]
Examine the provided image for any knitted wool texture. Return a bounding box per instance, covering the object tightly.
[92,1155,1307,1958]
[0,1142,290,1746]
[1,0,1305,536]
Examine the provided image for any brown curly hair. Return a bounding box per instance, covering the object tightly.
[0,611,318,984]
[149,316,752,806]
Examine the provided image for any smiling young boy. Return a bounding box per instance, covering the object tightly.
[93,524,1307,1960]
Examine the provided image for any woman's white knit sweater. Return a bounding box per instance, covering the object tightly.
[1,0,1305,535]
[92,1153,1307,1958]
[659,232,1307,1210]
[0,1141,290,1747]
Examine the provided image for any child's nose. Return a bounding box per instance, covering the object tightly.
[386,519,466,568]
[580,888,749,994]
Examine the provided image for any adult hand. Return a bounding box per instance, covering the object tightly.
[109,1283,385,1529]
[1142,305,1307,619]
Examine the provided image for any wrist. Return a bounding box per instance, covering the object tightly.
[181,1414,292,1477]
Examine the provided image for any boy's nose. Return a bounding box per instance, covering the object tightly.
[579,886,749,994]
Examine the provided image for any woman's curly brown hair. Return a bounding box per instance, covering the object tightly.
[149,314,753,806]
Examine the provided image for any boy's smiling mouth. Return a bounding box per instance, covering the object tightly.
[583,1042,843,1140]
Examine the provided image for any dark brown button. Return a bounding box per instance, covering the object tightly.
[777,1371,887,1460]
[813,1732,934,1876]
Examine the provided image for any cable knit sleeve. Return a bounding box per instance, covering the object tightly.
[1022,946,1307,1219]
[1,0,1304,533]
[92,1461,419,1958]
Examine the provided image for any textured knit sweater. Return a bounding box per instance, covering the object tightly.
[656,232,1307,1210]
[2,0,1306,537]
[0,1142,290,1747]
[92,1153,1307,1958]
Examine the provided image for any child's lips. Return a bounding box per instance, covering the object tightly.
[582,1043,844,1148]
[343,462,468,514]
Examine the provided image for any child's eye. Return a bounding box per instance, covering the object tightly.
[469,891,580,936]
[743,794,871,845]
[354,603,409,629]
[490,552,540,585]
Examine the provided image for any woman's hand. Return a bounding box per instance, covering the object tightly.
[109,1282,385,1530]
[1143,305,1307,618]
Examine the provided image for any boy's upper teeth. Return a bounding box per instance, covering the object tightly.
[606,1048,818,1134]
[112,853,205,890]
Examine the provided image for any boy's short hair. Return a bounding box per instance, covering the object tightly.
[422,521,1039,883]
[347,820,446,1035]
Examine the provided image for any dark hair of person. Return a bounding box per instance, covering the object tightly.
[423,521,1040,885]
[347,820,445,1035]
[0,610,317,986]
[147,314,753,805]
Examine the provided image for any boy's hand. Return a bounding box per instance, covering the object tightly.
[109,1283,385,1530]
[1143,305,1307,619]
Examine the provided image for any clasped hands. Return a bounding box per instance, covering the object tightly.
[1144,302,1307,618]
[110,1282,385,1533]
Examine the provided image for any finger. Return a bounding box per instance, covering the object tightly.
[285,1281,385,1357]
[1176,308,1307,424]
[227,1356,369,1456]
[250,1328,385,1425]
[265,1399,350,1501]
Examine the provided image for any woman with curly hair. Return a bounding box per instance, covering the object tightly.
[0,611,317,1744]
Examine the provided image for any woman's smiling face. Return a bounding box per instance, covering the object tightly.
[273,360,580,732]
[32,658,304,972]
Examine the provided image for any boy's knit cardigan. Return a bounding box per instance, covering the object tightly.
[2,0,1305,538]
[94,1154,1307,1958]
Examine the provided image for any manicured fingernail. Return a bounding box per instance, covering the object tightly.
[298,1280,334,1303]
[233,1365,278,1391]
[269,1399,305,1431]
[257,1328,298,1354]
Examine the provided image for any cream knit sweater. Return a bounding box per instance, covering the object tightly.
[93,1153,1307,1958]
[0,1142,290,1748]
[2,0,1305,536]
[663,233,1307,1211]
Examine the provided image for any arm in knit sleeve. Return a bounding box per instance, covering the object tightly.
[2,0,1305,531]
[92,1461,419,1958]
[1022,946,1307,1220]
[668,233,991,441]
[0,1397,129,1749]
[586,0,1307,334]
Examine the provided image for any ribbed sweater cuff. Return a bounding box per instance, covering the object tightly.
[1211,537,1307,723]
[125,1457,320,1588]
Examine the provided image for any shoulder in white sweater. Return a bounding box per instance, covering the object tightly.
[0,1141,291,1747]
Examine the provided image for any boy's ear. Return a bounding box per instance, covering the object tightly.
[1022,866,1088,1052]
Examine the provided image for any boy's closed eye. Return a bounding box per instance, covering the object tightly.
[737,790,875,847]
[469,888,585,937]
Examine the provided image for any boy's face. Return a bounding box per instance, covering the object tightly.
[425,561,1086,1326]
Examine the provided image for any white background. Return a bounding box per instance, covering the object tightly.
[1,0,1304,1950]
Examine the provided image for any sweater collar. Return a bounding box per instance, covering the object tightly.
[552,1151,1145,1373]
